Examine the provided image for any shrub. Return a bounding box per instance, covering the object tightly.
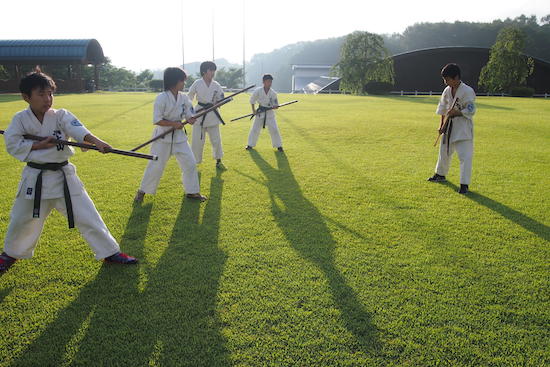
[510,86,535,97]
[364,81,393,95]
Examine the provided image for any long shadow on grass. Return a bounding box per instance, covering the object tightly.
[13,173,230,366]
[249,150,380,352]
[0,94,22,103]
[444,182,549,242]
[140,169,229,366]
[84,98,155,130]
[371,95,514,110]
[12,202,152,366]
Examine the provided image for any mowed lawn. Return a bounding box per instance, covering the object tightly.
[0,92,548,366]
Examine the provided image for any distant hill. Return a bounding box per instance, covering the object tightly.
[152,58,240,80]
[243,15,550,92]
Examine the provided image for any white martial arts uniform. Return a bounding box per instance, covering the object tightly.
[139,91,200,194]
[435,82,476,185]
[187,78,225,163]
[247,87,283,148]
[2,107,120,260]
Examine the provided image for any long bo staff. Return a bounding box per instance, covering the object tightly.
[0,130,158,160]
[130,85,255,152]
[230,100,299,122]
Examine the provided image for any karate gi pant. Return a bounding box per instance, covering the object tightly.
[140,139,200,194]
[435,139,473,185]
[3,191,120,260]
[247,116,283,148]
[191,125,223,164]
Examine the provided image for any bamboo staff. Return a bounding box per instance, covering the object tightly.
[0,130,158,160]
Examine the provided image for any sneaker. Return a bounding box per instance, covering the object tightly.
[186,193,208,202]
[277,147,284,152]
[427,173,446,182]
[134,190,145,203]
[216,160,227,170]
[0,252,17,273]
[245,145,253,150]
[458,184,469,194]
[104,252,138,265]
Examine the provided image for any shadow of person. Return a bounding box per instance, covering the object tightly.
[12,202,153,366]
[13,169,231,366]
[444,182,549,242]
[136,169,230,366]
[249,150,380,352]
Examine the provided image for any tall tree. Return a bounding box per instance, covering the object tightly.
[479,27,534,93]
[215,67,243,89]
[333,31,394,94]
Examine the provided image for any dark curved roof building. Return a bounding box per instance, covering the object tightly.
[0,39,105,92]
[392,46,550,94]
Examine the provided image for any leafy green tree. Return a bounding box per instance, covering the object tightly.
[541,14,550,25]
[215,67,243,89]
[0,65,9,79]
[98,58,138,90]
[479,27,534,93]
[333,31,394,95]
[136,69,153,87]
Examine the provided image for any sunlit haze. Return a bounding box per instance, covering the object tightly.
[1,0,548,71]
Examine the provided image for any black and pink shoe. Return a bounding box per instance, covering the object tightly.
[104,252,138,265]
[0,252,17,273]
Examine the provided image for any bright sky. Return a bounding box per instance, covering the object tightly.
[1,0,548,72]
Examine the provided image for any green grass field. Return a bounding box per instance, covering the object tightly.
[0,92,548,366]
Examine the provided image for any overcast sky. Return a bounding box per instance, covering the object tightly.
[1,0,548,71]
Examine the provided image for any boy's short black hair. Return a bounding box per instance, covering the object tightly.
[163,67,187,90]
[441,63,461,79]
[19,69,56,96]
[262,74,274,81]
[200,61,217,76]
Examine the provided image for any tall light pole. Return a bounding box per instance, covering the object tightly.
[242,0,246,87]
[181,0,189,69]
[212,8,215,61]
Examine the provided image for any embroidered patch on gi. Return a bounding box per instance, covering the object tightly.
[70,119,83,126]
[27,188,33,195]
[466,103,475,112]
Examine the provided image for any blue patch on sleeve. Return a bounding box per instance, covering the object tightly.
[70,119,83,127]
[467,103,475,112]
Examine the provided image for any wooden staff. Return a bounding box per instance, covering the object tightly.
[0,130,158,160]
[230,100,299,122]
[130,97,233,152]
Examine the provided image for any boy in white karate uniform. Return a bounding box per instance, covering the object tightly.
[187,61,226,169]
[0,70,137,273]
[246,74,283,152]
[428,63,476,194]
[135,67,206,202]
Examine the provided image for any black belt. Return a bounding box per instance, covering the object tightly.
[257,106,270,128]
[444,119,453,155]
[27,161,74,229]
[198,102,225,140]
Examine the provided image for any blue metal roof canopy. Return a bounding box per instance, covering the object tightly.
[0,39,104,64]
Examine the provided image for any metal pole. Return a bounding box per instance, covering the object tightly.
[181,0,189,69]
[242,0,246,87]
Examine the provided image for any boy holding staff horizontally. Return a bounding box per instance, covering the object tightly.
[1,70,138,272]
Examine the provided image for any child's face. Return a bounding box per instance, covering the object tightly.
[204,69,216,79]
[443,76,460,88]
[176,79,186,91]
[23,87,53,114]
[263,79,273,89]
